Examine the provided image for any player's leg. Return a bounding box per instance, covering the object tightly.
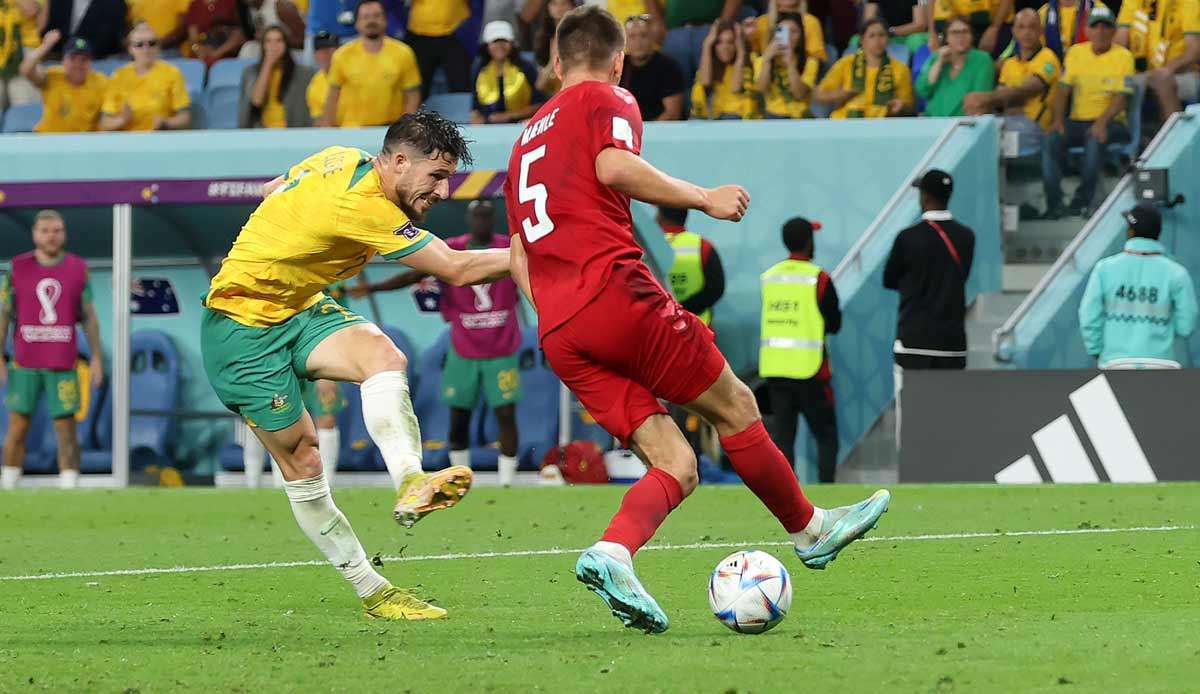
[685,365,888,569]
[442,345,480,471]
[48,369,82,489]
[1,412,32,490]
[253,413,446,620]
[301,300,471,527]
[304,379,343,487]
[483,352,522,486]
[492,404,519,486]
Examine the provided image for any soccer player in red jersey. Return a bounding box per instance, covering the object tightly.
[504,6,891,633]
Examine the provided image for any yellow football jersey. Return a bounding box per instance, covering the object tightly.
[205,146,433,327]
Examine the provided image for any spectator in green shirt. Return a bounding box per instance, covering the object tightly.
[915,15,995,116]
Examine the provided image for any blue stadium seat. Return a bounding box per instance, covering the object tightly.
[886,43,911,66]
[2,102,41,133]
[217,442,246,471]
[480,329,559,470]
[127,330,180,468]
[205,86,240,129]
[423,93,473,124]
[412,330,452,470]
[169,58,206,92]
[204,59,251,130]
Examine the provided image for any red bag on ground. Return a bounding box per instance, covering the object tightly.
[541,442,609,484]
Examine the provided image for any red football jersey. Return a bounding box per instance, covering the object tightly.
[503,80,645,337]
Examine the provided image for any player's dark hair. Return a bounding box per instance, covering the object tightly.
[355,0,385,22]
[782,217,814,254]
[659,206,687,226]
[556,5,625,72]
[381,111,474,167]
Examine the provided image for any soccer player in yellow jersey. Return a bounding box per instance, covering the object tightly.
[202,111,511,621]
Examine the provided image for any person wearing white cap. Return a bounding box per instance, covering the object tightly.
[470,20,545,124]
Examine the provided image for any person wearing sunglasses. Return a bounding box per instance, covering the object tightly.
[99,23,191,131]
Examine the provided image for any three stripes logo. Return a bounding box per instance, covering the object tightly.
[994,374,1157,484]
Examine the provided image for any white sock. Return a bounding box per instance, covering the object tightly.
[283,474,389,598]
[360,371,422,489]
[497,454,518,486]
[59,469,79,489]
[1,465,22,490]
[317,427,341,487]
[448,449,470,469]
[592,540,633,568]
[791,506,828,549]
[243,424,265,488]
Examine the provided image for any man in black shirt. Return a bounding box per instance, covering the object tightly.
[883,169,975,443]
[619,14,685,121]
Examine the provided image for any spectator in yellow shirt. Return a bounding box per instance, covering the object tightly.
[814,18,915,118]
[748,0,827,64]
[1042,6,1133,218]
[320,1,421,127]
[930,0,1014,53]
[470,20,543,124]
[306,29,339,122]
[240,25,316,128]
[407,0,472,99]
[20,33,108,133]
[1117,0,1200,117]
[127,0,189,52]
[1038,0,1109,52]
[754,13,820,118]
[99,23,192,132]
[693,19,759,120]
[0,0,43,112]
[964,9,1061,153]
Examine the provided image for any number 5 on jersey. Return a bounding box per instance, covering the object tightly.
[518,145,555,242]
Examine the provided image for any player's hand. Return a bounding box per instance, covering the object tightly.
[702,185,750,222]
[42,29,62,50]
[90,355,104,389]
[1089,120,1109,144]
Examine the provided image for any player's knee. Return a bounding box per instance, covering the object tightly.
[717,380,760,431]
[284,434,324,479]
[358,335,408,382]
[654,446,699,497]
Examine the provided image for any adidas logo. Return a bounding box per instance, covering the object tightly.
[995,374,1157,483]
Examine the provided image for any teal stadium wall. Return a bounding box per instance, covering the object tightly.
[0,118,1000,477]
[1001,106,1200,369]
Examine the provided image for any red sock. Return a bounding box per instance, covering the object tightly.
[721,419,814,533]
[600,467,684,556]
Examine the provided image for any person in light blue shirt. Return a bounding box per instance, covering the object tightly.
[1079,204,1199,368]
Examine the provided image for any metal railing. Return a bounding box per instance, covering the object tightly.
[832,118,978,281]
[991,110,1193,363]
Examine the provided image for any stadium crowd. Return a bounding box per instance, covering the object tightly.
[1,0,1194,216]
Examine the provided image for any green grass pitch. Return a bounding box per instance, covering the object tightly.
[1,483,1197,692]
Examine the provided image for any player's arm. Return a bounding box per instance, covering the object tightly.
[509,234,535,310]
[348,268,428,298]
[80,298,104,388]
[594,147,749,222]
[261,175,286,197]
[398,235,510,286]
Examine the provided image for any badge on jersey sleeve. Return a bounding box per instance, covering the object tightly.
[394,222,420,239]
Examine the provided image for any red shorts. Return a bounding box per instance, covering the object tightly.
[540,263,726,446]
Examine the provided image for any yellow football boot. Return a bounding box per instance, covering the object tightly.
[393,465,473,528]
[362,584,447,620]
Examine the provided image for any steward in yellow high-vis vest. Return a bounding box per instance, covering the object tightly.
[659,206,725,327]
[759,217,842,483]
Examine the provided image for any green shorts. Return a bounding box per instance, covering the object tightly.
[302,379,348,418]
[4,365,80,419]
[201,296,366,431]
[441,343,522,410]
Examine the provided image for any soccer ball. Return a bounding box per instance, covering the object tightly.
[707,550,792,634]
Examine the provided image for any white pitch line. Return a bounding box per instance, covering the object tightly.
[0,524,1192,583]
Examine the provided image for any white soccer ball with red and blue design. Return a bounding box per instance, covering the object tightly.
[707,550,792,634]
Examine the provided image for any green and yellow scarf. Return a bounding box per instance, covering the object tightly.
[846,51,895,118]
